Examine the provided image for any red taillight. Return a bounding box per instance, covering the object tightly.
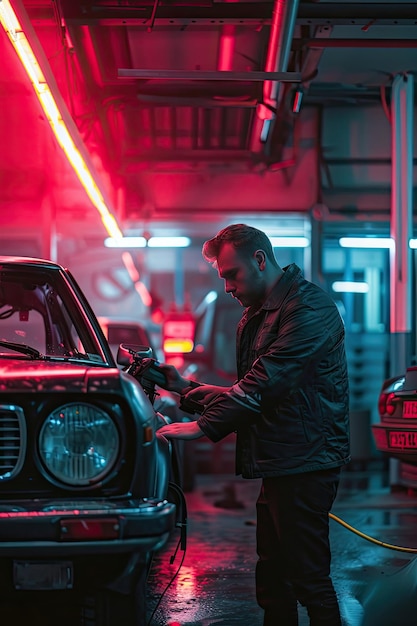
[378,393,387,416]
[386,392,397,415]
[379,392,396,416]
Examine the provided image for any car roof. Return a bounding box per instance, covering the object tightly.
[0,256,64,271]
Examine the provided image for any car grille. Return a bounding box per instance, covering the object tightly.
[0,405,26,480]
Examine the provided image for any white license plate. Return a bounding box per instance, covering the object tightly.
[389,431,417,449]
[13,561,73,590]
[403,401,417,418]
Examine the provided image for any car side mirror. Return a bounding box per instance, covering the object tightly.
[117,344,153,366]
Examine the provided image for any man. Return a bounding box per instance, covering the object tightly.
[158,224,350,626]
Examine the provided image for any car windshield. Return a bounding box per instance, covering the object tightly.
[0,266,106,362]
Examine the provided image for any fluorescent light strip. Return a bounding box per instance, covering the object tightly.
[0,0,122,239]
[104,236,191,248]
[339,237,394,249]
[105,237,147,248]
[340,237,417,249]
[332,281,369,294]
[270,236,309,248]
[147,236,190,248]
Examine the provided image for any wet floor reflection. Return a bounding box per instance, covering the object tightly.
[147,479,262,625]
[147,465,417,626]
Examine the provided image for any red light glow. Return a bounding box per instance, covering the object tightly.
[0,0,123,239]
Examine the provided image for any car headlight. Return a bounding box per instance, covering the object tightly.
[39,403,119,486]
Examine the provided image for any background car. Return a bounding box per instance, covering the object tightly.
[372,366,417,466]
[180,290,241,384]
[0,256,179,626]
[98,317,161,361]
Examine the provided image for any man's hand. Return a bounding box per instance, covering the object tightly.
[158,421,204,440]
[153,362,190,393]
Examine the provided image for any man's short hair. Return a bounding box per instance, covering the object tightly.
[202,224,277,265]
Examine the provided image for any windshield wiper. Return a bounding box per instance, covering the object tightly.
[43,351,104,363]
[0,340,42,359]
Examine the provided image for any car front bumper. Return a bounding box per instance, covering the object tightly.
[0,498,176,557]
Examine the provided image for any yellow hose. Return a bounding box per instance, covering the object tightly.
[329,512,417,554]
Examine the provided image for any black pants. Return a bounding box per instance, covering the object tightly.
[256,469,342,626]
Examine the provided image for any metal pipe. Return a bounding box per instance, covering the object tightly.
[118,69,300,81]
[262,0,300,114]
[250,0,300,151]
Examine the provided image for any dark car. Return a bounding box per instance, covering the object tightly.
[0,257,178,625]
[372,366,417,464]
[181,290,241,386]
[177,290,242,474]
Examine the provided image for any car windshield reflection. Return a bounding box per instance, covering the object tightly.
[0,268,105,363]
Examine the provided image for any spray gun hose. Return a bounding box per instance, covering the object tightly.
[329,512,417,554]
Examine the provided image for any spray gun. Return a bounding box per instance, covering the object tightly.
[118,344,205,414]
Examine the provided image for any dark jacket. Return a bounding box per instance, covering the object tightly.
[197,264,350,478]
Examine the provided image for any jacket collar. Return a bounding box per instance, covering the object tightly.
[241,264,302,322]
[257,263,302,312]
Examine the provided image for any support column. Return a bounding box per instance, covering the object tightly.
[41,195,58,262]
[389,73,414,485]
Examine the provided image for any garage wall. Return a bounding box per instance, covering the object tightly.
[321,104,417,217]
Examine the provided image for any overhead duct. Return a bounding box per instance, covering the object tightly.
[218,23,235,72]
[250,0,300,155]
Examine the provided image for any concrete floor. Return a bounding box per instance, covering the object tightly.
[146,462,417,626]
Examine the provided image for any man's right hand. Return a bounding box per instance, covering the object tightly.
[153,362,190,394]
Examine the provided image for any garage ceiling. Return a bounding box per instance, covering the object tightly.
[1,0,416,245]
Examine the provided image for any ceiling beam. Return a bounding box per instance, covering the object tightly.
[294,39,417,50]
[55,2,417,27]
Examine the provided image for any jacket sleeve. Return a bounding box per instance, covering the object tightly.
[197,382,261,442]
[197,293,344,442]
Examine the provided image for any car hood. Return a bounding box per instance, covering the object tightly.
[0,358,122,393]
